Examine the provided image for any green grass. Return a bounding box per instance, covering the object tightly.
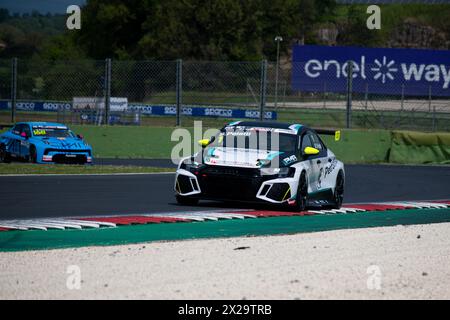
[322,129,391,163]
[0,124,433,164]
[2,117,449,164]
[73,125,179,159]
[74,124,450,165]
[74,125,392,163]
[2,123,391,163]
[0,163,175,175]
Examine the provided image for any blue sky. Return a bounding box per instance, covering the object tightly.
[0,0,86,14]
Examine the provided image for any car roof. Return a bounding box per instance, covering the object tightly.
[17,122,68,128]
[226,121,306,134]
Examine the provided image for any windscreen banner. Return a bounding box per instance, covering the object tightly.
[292,45,450,96]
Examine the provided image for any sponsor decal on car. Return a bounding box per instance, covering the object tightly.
[282,155,298,166]
[324,159,337,178]
[33,129,47,136]
[226,131,251,136]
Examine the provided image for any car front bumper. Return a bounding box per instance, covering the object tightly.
[39,152,93,164]
[174,166,299,204]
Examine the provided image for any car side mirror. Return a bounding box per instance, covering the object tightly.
[198,139,210,148]
[198,136,215,148]
[303,147,320,156]
[77,134,84,139]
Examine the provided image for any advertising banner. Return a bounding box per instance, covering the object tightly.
[0,100,276,120]
[292,45,450,96]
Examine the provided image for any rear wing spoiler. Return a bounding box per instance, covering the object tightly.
[312,128,341,142]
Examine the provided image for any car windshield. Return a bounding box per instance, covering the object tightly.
[32,128,74,138]
[212,129,297,153]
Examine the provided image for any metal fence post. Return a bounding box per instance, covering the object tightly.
[400,84,405,112]
[282,81,287,108]
[10,57,17,123]
[428,86,431,112]
[428,85,432,113]
[104,58,111,125]
[259,60,267,121]
[432,105,436,132]
[176,59,182,126]
[364,83,368,111]
[397,84,405,127]
[346,61,353,129]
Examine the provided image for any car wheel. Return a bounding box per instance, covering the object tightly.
[0,144,11,163]
[176,194,199,206]
[330,170,344,209]
[29,146,37,163]
[294,171,308,211]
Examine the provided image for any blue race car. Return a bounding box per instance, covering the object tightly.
[0,122,93,164]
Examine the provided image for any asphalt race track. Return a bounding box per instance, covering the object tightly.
[0,164,449,220]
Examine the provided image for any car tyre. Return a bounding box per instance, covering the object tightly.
[294,171,308,211]
[0,144,11,163]
[176,194,199,206]
[329,170,344,209]
[29,145,37,163]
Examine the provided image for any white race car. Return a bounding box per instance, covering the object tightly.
[174,121,344,211]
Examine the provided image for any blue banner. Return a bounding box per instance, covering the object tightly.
[0,101,72,111]
[292,45,450,96]
[0,101,277,120]
[128,104,276,120]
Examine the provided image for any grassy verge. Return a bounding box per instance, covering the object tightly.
[0,164,175,175]
[321,129,391,163]
[2,121,448,165]
[72,125,392,163]
[73,125,184,159]
[4,123,391,163]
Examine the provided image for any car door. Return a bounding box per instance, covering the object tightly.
[315,135,338,192]
[307,131,328,192]
[9,124,22,156]
[300,131,323,194]
[19,124,31,157]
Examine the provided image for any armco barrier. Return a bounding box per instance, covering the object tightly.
[389,131,450,164]
[0,100,276,120]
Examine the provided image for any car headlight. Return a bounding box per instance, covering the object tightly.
[261,167,295,177]
[180,159,204,172]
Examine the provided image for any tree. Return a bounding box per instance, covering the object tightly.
[0,8,10,23]
[76,0,154,59]
[336,5,383,47]
[74,0,336,61]
[138,0,263,60]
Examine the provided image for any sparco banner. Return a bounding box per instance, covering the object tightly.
[292,45,450,96]
[0,100,276,120]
